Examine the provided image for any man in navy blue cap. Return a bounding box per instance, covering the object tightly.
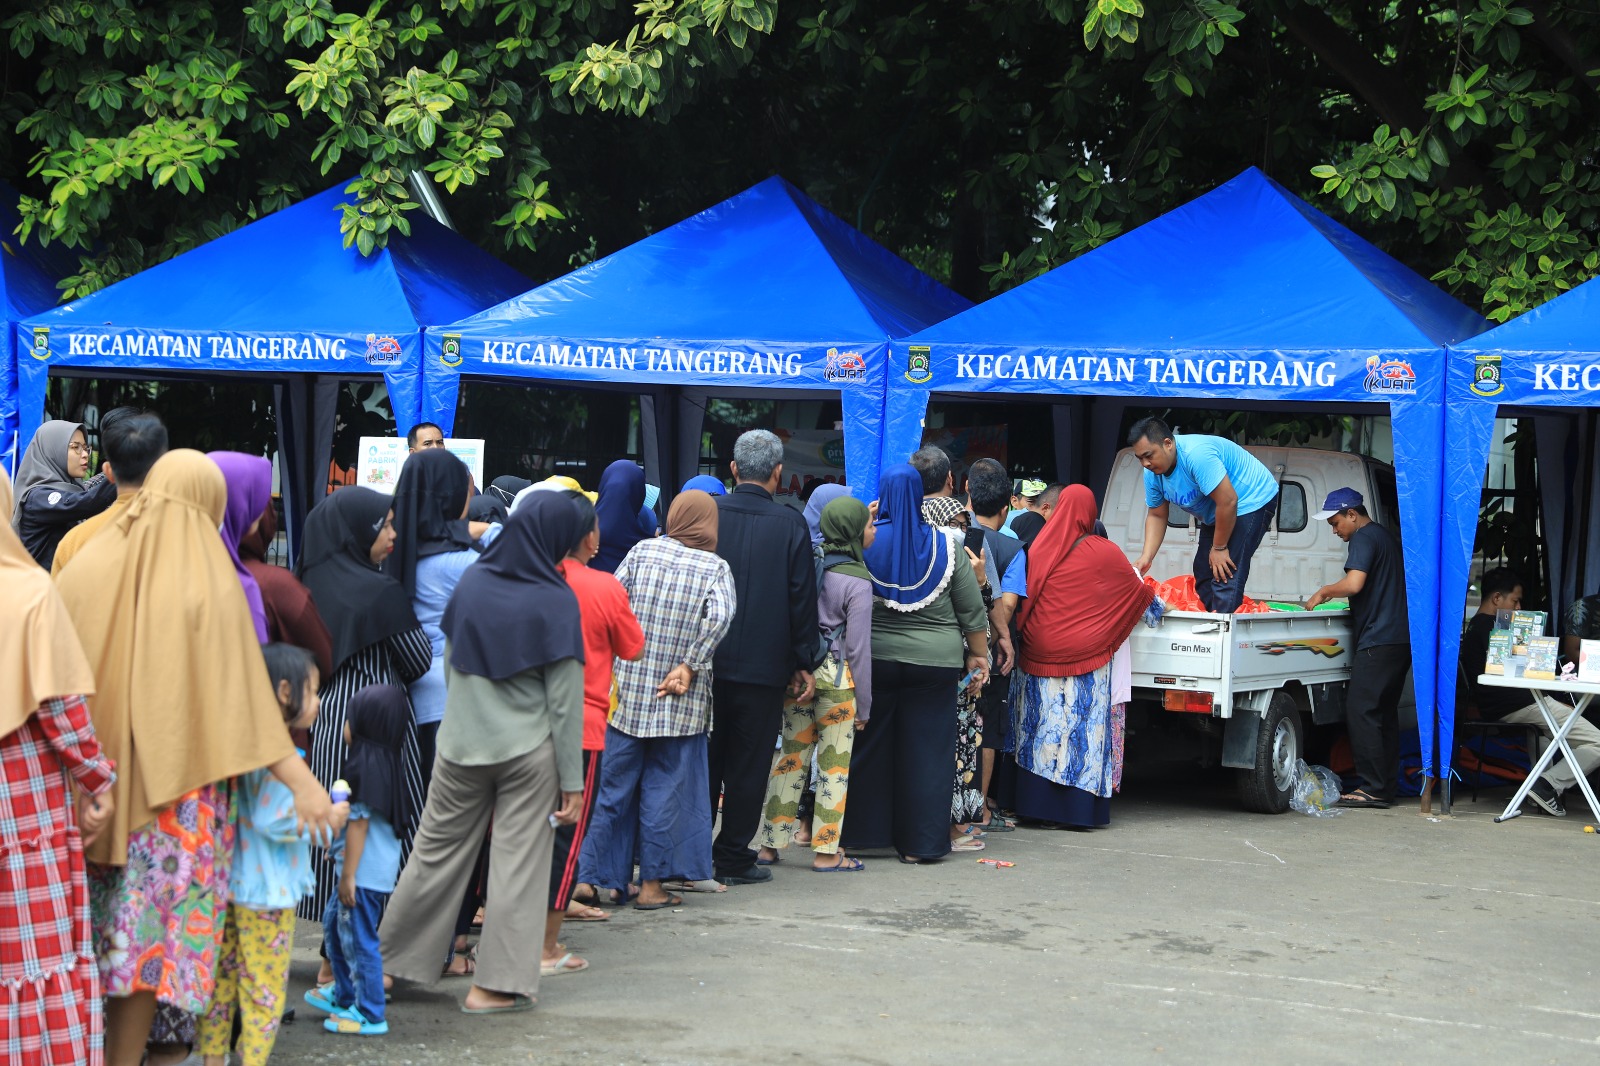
[1306,487,1410,807]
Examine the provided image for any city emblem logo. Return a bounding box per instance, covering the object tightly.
[440,333,463,369]
[365,333,403,366]
[824,347,867,382]
[1469,352,1504,397]
[905,345,933,384]
[30,326,50,362]
[1362,355,1416,394]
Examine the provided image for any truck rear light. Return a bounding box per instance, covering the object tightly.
[1163,689,1215,714]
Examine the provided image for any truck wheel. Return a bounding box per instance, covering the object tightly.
[1236,693,1301,814]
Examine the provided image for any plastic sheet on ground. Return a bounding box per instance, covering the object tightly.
[1289,760,1344,817]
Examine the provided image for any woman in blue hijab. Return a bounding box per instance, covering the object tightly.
[681,474,727,497]
[844,464,992,864]
[591,460,647,574]
[802,483,850,549]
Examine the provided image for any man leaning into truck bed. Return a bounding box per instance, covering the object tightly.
[1128,416,1280,613]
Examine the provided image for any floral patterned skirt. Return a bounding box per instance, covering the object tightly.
[88,783,234,1014]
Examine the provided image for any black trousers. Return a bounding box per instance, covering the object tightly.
[1346,643,1411,800]
[708,679,788,873]
[841,660,963,860]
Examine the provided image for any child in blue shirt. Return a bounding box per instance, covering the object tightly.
[200,643,345,1066]
[306,684,413,1037]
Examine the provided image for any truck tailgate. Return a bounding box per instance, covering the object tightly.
[1131,609,1356,709]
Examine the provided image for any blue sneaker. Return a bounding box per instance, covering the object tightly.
[302,982,339,1014]
[324,1004,389,1035]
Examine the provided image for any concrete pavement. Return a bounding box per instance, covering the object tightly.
[272,772,1600,1064]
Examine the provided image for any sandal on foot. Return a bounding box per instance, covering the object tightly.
[1337,789,1391,809]
[949,836,986,852]
[441,947,478,978]
[540,951,589,977]
[663,878,727,894]
[812,856,865,872]
[303,983,339,1014]
[461,994,534,1015]
[564,902,610,922]
[633,893,684,911]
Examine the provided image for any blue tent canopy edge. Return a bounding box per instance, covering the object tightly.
[14,180,529,456]
[422,175,972,496]
[1441,275,1600,776]
[883,166,1487,779]
[2,183,78,473]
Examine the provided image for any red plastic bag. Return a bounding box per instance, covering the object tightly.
[1144,574,1269,614]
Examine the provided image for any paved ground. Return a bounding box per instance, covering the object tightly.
[273,771,1600,1064]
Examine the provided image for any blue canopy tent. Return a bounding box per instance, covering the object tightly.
[1442,276,1600,787]
[423,176,972,496]
[16,182,527,552]
[884,167,1485,782]
[1,184,77,473]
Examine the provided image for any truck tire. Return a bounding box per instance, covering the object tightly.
[1236,693,1301,814]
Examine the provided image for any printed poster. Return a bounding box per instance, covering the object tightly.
[355,436,486,494]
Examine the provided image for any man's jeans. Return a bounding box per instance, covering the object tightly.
[1193,495,1278,613]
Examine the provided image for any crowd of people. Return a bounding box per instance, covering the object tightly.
[7,407,1426,1064]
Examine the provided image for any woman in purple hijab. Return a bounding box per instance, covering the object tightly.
[208,451,274,642]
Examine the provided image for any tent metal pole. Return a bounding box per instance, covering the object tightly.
[409,171,455,231]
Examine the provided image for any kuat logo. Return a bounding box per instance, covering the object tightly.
[1470,352,1504,397]
[905,345,932,384]
[30,326,50,362]
[1362,355,1417,394]
[824,347,867,382]
[365,333,403,366]
[440,333,463,369]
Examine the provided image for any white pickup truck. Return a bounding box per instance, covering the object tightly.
[1101,446,1408,812]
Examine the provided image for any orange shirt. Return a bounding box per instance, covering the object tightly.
[559,558,646,750]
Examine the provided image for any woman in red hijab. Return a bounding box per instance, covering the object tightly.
[1011,485,1162,828]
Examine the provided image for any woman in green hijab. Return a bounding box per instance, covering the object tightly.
[756,496,875,872]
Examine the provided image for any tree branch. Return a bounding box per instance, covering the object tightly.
[1264,0,1498,195]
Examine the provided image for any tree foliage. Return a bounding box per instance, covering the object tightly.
[3,0,1597,321]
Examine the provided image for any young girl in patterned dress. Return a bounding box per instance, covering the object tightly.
[199,644,343,1066]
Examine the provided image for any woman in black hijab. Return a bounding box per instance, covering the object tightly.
[590,460,646,574]
[380,492,589,1015]
[387,448,475,599]
[296,487,433,927]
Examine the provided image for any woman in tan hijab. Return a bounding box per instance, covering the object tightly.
[0,465,117,1066]
[56,450,344,1066]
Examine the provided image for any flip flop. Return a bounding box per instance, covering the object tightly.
[441,946,477,978]
[1337,789,1392,809]
[949,836,986,852]
[540,951,589,977]
[812,856,865,873]
[633,893,685,911]
[461,994,534,1015]
[663,879,727,894]
[563,903,610,922]
[755,853,780,866]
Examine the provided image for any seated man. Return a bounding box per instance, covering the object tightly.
[1463,568,1600,817]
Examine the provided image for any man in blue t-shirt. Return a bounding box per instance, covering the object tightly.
[1128,417,1280,612]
